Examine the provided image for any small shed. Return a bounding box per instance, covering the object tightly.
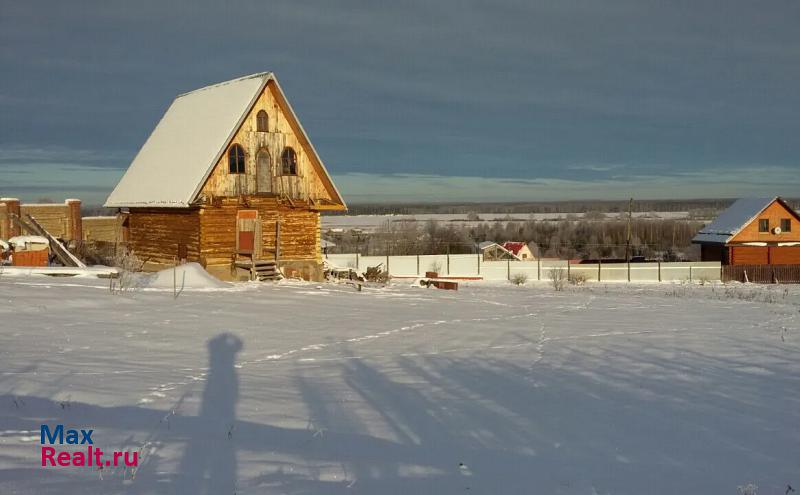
[692,197,800,265]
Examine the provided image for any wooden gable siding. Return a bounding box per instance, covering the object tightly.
[200,81,337,205]
[730,200,800,244]
[128,208,200,265]
[199,197,320,267]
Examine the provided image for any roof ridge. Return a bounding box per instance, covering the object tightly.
[176,72,272,98]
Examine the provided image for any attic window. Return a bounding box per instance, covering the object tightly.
[228,144,246,174]
[256,110,268,132]
[281,147,297,175]
[758,219,769,233]
[781,218,792,232]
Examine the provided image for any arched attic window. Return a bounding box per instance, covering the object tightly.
[228,144,246,174]
[281,147,298,175]
[256,110,268,132]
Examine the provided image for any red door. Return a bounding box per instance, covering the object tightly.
[237,210,258,254]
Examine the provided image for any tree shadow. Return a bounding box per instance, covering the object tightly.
[174,332,242,495]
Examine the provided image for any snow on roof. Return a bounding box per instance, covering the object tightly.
[104,73,271,208]
[692,197,777,244]
[9,235,49,248]
[477,241,497,249]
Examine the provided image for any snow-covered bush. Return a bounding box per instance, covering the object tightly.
[548,267,567,291]
[569,272,588,285]
[110,247,144,294]
[510,273,528,285]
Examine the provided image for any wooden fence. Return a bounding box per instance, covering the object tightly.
[722,264,800,284]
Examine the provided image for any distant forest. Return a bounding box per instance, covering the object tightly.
[323,199,734,216]
[326,216,705,261]
[325,198,800,216]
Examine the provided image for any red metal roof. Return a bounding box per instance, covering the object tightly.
[502,242,527,255]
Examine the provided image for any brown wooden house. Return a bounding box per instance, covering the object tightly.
[692,197,800,265]
[105,73,346,280]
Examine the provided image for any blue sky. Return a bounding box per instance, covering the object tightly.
[1,0,799,205]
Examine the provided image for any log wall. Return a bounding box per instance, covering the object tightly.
[729,245,800,265]
[199,197,320,267]
[128,208,200,266]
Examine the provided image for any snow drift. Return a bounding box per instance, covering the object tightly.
[146,262,230,290]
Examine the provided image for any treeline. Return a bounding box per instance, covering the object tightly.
[326,218,704,261]
[326,199,744,216]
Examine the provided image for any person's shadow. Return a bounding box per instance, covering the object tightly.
[175,333,243,494]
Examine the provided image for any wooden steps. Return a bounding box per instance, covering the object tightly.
[235,259,282,281]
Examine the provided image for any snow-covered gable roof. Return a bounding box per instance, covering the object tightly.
[105,72,344,209]
[105,73,269,208]
[692,197,782,244]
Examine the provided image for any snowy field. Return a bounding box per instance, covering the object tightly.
[322,211,695,232]
[1,275,799,494]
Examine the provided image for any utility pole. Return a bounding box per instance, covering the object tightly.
[625,197,633,262]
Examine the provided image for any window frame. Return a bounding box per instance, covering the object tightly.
[256,110,268,132]
[228,144,246,174]
[280,147,298,176]
[780,218,792,232]
[758,218,770,233]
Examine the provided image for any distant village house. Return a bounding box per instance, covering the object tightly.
[502,241,536,260]
[692,197,800,265]
[478,241,520,261]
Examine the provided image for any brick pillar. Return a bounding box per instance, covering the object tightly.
[66,199,82,241]
[2,198,21,237]
[0,202,7,239]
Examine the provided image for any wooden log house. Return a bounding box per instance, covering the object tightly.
[105,73,346,280]
[692,197,800,265]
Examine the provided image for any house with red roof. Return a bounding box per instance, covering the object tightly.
[502,242,536,261]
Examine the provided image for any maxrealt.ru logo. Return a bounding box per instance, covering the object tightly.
[40,424,138,468]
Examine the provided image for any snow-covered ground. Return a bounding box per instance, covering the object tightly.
[1,275,798,494]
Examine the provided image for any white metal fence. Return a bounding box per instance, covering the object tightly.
[325,253,722,283]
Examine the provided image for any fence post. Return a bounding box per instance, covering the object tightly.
[627,261,631,282]
[477,253,481,275]
[537,258,541,281]
[386,253,390,274]
[689,265,693,283]
[567,262,571,280]
[447,249,450,275]
[417,254,420,276]
[356,252,359,271]
[598,259,602,282]
[658,261,661,282]
[507,259,510,281]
